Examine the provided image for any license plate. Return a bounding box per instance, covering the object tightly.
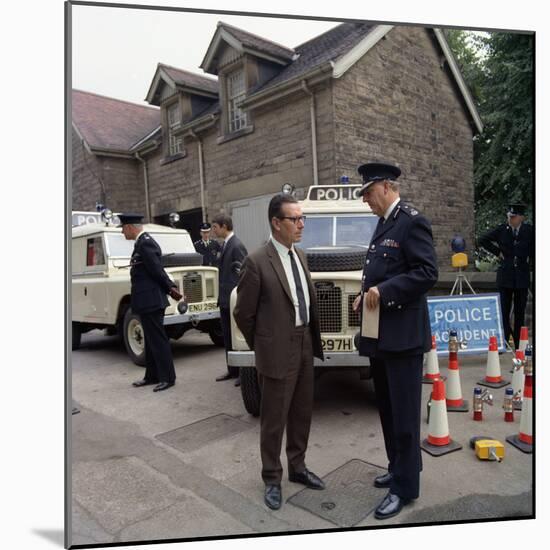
[321,337,354,352]
[187,302,218,313]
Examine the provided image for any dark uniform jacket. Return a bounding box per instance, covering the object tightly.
[130,232,176,314]
[478,223,534,288]
[358,202,438,358]
[218,235,248,309]
[194,238,221,267]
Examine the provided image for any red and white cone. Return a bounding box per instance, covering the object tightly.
[421,378,462,456]
[423,336,445,384]
[511,350,525,411]
[507,359,533,453]
[518,326,529,353]
[446,353,469,412]
[478,336,509,388]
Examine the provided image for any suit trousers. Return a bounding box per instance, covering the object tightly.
[220,306,239,376]
[499,287,529,348]
[140,309,176,384]
[259,326,314,485]
[371,354,423,500]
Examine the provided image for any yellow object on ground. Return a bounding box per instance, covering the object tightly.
[474,439,505,461]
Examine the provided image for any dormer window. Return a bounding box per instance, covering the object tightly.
[167,102,183,156]
[227,69,247,133]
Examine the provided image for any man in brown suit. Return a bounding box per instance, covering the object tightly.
[234,193,325,510]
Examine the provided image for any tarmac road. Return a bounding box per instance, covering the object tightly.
[70,329,533,547]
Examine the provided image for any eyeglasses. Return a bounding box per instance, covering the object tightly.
[278,215,307,225]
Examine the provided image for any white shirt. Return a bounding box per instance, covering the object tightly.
[383,197,401,222]
[224,232,235,244]
[270,236,311,326]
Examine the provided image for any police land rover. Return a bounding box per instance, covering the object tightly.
[228,184,379,416]
[71,210,223,365]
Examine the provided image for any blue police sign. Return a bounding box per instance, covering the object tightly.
[427,293,505,355]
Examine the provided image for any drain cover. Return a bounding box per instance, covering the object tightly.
[288,459,386,527]
[156,414,254,453]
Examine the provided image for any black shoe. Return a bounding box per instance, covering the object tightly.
[264,484,282,510]
[374,492,410,520]
[289,468,325,490]
[132,379,155,387]
[374,471,393,488]
[234,377,241,387]
[216,373,233,381]
[153,382,174,392]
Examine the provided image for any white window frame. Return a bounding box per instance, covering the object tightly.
[167,102,183,156]
[227,69,247,133]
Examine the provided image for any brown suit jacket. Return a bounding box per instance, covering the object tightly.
[234,240,324,379]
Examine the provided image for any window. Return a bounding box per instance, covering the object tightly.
[227,69,247,133]
[86,237,105,266]
[167,103,183,156]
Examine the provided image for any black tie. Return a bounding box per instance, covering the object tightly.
[220,241,226,256]
[288,250,308,325]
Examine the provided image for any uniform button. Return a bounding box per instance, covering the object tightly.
[383,253,387,257]
[371,245,375,250]
[366,260,370,264]
[397,305,402,309]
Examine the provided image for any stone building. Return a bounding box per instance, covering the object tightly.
[71,21,482,268]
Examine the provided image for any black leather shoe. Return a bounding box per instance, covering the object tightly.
[264,484,282,510]
[132,379,154,387]
[216,373,233,381]
[234,377,241,387]
[153,382,174,392]
[374,471,393,488]
[289,469,325,490]
[374,492,410,520]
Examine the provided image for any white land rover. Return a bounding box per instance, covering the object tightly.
[71,216,223,365]
[228,184,379,416]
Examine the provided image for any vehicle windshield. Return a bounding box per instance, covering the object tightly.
[106,232,195,258]
[298,215,378,249]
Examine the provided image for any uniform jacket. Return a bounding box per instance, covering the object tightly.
[130,232,176,314]
[194,238,221,267]
[218,235,248,308]
[478,222,534,288]
[234,240,324,379]
[358,202,438,357]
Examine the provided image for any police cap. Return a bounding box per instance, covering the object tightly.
[200,222,212,232]
[508,204,526,216]
[117,213,144,227]
[357,162,401,196]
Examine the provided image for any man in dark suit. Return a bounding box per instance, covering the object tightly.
[353,163,438,520]
[234,194,325,511]
[119,214,183,392]
[211,214,248,386]
[478,204,534,348]
[194,222,221,267]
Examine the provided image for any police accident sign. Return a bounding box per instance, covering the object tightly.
[427,294,505,355]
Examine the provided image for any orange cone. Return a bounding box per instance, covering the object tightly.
[511,350,525,411]
[518,326,529,352]
[421,378,462,456]
[446,353,469,412]
[423,336,446,384]
[478,336,510,388]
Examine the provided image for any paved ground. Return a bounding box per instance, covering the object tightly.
[70,329,533,547]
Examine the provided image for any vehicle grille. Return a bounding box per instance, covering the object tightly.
[315,284,342,333]
[183,272,203,304]
[347,294,361,327]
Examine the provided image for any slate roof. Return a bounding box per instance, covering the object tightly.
[72,90,160,151]
[159,64,219,94]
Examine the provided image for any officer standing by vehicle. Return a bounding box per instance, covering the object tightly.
[352,162,438,520]
[478,203,534,348]
[194,222,221,267]
[119,213,183,392]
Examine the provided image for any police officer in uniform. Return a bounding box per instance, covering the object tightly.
[352,163,438,520]
[119,214,183,392]
[478,204,533,348]
[194,222,221,267]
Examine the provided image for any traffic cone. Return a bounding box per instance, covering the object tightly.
[478,336,510,388]
[421,378,462,456]
[511,350,525,411]
[446,353,469,412]
[518,326,529,353]
[507,349,533,454]
[423,336,446,384]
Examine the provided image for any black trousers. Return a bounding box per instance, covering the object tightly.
[499,287,529,348]
[371,354,423,500]
[140,309,176,384]
[220,306,239,376]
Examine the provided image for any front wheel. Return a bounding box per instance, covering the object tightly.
[208,321,225,347]
[122,308,146,366]
[240,367,262,416]
[72,322,82,350]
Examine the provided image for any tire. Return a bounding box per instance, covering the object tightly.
[208,322,225,347]
[303,246,367,272]
[240,367,261,417]
[122,308,146,366]
[162,252,203,268]
[72,322,82,350]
